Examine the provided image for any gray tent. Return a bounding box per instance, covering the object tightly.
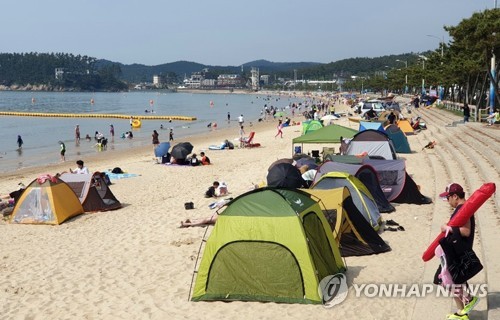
[345,129,397,160]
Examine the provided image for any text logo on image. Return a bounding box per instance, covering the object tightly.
[318,273,348,308]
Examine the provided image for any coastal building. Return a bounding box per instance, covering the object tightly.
[182,69,246,90]
[260,74,270,86]
[153,75,165,87]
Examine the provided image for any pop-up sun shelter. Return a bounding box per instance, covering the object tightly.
[10,175,84,225]
[384,124,411,153]
[345,129,397,160]
[325,156,431,204]
[59,172,121,212]
[397,119,415,135]
[314,161,396,213]
[191,187,345,304]
[301,120,323,135]
[303,187,391,257]
[311,172,381,230]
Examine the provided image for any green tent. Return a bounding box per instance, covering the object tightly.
[191,188,346,304]
[301,120,323,135]
[293,124,357,144]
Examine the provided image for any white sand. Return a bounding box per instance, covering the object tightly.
[1,96,498,320]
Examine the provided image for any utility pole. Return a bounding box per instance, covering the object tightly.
[490,50,496,113]
[418,55,428,95]
[396,59,408,94]
[427,34,445,99]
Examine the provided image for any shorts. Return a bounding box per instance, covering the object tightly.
[60,150,66,156]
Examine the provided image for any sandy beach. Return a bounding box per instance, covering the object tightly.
[1,96,499,320]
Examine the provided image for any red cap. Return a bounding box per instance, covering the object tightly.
[439,183,464,198]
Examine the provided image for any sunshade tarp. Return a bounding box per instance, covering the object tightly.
[293,124,357,144]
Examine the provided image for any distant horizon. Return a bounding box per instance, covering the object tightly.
[0,0,494,66]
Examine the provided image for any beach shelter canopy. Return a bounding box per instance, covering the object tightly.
[304,187,391,256]
[359,121,385,132]
[311,172,381,230]
[345,129,397,160]
[301,120,323,135]
[10,175,84,225]
[191,188,345,304]
[385,124,411,153]
[59,172,122,212]
[293,124,357,144]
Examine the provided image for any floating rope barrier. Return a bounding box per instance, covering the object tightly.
[0,111,196,121]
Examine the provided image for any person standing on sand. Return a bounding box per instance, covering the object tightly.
[275,120,283,138]
[463,103,470,123]
[434,183,480,320]
[59,141,66,162]
[152,130,160,150]
[17,135,23,149]
[75,125,80,143]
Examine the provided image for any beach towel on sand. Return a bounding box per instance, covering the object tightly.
[106,173,140,180]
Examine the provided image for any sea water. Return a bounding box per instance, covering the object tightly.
[0,91,301,173]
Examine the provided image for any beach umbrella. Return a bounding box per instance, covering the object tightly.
[268,158,294,171]
[321,114,339,121]
[267,163,306,188]
[171,142,193,160]
[154,142,171,157]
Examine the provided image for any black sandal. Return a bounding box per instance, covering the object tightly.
[386,219,399,226]
[384,227,398,232]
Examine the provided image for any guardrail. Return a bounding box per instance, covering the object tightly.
[437,100,492,122]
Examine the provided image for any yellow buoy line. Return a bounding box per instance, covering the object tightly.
[0,111,196,121]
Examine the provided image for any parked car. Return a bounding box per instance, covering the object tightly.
[354,100,386,117]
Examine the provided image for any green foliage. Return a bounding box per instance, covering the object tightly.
[0,52,127,91]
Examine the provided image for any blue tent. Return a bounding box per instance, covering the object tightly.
[359,121,385,132]
[384,124,411,153]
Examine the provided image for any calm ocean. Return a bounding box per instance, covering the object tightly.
[0,91,301,173]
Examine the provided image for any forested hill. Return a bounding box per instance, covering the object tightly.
[96,59,321,83]
[1,52,428,88]
[101,54,426,83]
[0,52,127,91]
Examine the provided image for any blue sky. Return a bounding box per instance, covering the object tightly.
[0,0,495,66]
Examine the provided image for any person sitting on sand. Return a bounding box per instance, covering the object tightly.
[70,160,89,174]
[205,181,220,198]
[200,152,211,165]
[1,183,26,216]
[189,154,200,166]
[180,214,218,228]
